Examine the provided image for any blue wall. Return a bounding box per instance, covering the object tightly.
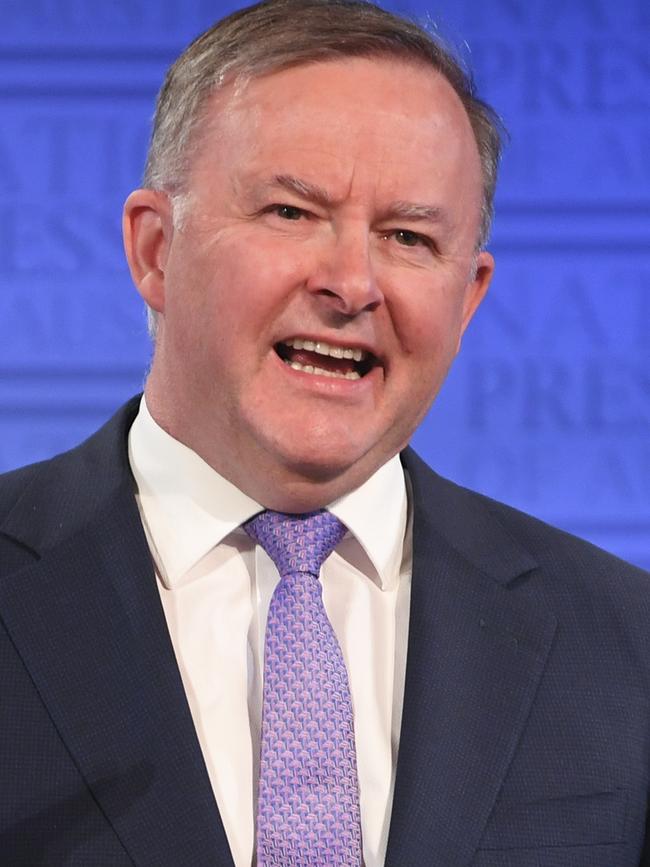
[1,0,648,568]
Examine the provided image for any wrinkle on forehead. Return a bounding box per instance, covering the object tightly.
[189,56,484,243]
[200,55,476,150]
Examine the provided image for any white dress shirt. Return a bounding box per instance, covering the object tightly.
[128,397,412,867]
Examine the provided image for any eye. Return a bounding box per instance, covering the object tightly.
[271,204,306,221]
[391,229,429,248]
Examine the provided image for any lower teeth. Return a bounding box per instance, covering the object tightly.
[286,360,360,380]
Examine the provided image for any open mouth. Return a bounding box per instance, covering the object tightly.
[274,337,377,380]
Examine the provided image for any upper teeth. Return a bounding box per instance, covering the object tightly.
[284,338,366,362]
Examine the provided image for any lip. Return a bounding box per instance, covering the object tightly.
[277,334,381,361]
[271,344,383,396]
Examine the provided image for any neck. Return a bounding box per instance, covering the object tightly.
[143,386,391,513]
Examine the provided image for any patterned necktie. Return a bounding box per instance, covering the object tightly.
[244,509,362,867]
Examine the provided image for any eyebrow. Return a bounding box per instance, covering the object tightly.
[253,173,449,226]
[256,174,335,208]
[383,200,448,225]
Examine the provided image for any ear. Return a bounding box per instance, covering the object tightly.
[457,250,494,352]
[122,189,174,314]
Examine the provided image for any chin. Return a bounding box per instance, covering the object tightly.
[253,418,390,486]
[283,453,358,483]
[276,441,369,485]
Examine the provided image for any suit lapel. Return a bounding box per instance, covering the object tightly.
[0,400,235,867]
[385,451,557,867]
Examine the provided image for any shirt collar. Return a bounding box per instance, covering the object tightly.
[128,398,262,586]
[328,455,407,591]
[128,396,407,591]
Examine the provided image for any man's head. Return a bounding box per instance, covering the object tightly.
[145,0,503,250]
[123,0,501,510]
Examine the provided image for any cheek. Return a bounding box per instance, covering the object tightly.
[199,232,311,315]
[390,290,459,360]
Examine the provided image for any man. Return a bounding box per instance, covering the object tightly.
[1,0,649,865]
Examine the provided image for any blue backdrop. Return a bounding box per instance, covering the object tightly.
[1,0,648,568]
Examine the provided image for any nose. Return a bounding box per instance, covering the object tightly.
[307,227,384,317]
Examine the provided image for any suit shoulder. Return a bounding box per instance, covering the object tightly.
[403,447,649,595]
[405,449,650,687]
[0,459,51,525]
[0,432,104,523]
[0,455,71,573]
[0,397,141,563]
[447,478,650,691]
[475,486,646,583]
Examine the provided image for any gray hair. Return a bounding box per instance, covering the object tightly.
[143,0,506,336]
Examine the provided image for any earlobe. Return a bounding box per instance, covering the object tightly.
[456,250,495,352]
[122,189,173,313]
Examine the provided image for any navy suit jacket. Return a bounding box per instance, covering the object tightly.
[1,396,649,866]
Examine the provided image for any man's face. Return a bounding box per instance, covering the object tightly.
[128,56,493,507]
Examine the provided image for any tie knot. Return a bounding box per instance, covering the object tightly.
[244,509,346,577]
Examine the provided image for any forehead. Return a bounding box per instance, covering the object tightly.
[190,56,482,208]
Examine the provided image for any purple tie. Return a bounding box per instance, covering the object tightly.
[244,509,362,866]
